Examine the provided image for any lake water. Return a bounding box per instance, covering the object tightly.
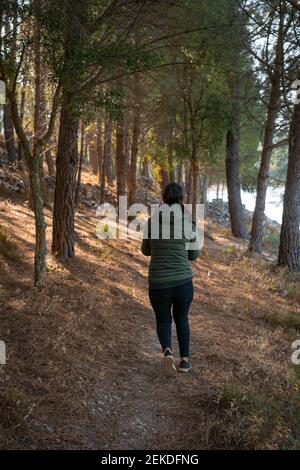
[208,186,284,224]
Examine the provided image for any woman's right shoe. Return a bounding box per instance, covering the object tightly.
[178,359,192,373]
[163,349,177,376]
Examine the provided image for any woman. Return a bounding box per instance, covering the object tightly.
[141,183,200,375]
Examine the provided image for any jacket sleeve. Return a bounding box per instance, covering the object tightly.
[187,221,200,261]
[141,219,151,256]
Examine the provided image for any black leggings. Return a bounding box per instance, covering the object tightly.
[149,280,193,358]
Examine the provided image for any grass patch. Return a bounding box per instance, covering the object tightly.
[263,225,280,253]
[221,246,236,255]
[91,244,113,260]
[0,199,12,213]
[218,384,252,414]
[265,310,300,331]
[0,388,28,430]
[206,382,300,449]
[0,226,20,262]
[286,283,300,303]
[218,227,232,238]
[291,365,300,382]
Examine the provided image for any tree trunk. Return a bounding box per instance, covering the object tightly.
[141,155,149,179]
[28,155,47,208]
[7,90,47,285]
[17,88,26,166]
[248,21,283,252]
[29,0,48,207]
[124,123,130,181]
[4,32,60,287]
[104,116,113,186]
[167,131,175,183]
[278,89,300,271]
[30,146,47,286]
[225,126,248,238]
[100,143,106,204]
[186,165,193,204]
[179,161,185,187]
[100,113,111,201]
[200,174,209,215]
[191,158,200,220]
[75,122,84,206]
[116,116,127,198]
[45,149,55,176]
[97,118,103,185]
[128,89,140,206]
[3,102,17,165]
[160,168,169,190]
[52,100,79,259]
[89,145,98,175]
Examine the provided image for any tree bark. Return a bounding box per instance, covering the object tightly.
[200,174,208,215]
[278,87,300,271]
[3,102,17,165]
[17,88,26,166]
[100,113,111,201]
[30,145,47,286]
[179,161,185,187]
[45,149,55,176]
[124,122,130,181]
[51,0,87,259]
[248,18,283,252]
[167,129,175,183]
[160,168,169,190]
[29,0,48,208]
[7,91,48,286]
[141,154,149,179]
[104,116,113,186]
[89,145,98,175]
[75,122,84,206]
[97,118,103,185]
[3,18,61,285]
[225,126,248,238]
[2,10,17,166]
[191,157,200,220]
[52,100,79,259]
[128,86,140,206]
[186,165,193,204]
[116,116,127,198]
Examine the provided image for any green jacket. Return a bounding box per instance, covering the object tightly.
[141,203,200,288]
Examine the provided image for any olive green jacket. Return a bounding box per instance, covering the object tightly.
[141,203,200,287]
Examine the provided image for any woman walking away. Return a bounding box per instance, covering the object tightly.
[141,183,200,376]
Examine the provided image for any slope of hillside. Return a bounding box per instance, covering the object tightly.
[1,184,300,450]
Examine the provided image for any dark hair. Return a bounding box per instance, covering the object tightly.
[162,183,184,205]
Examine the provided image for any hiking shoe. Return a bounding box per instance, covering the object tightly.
[163,349,177,376]
[178,360,192,373]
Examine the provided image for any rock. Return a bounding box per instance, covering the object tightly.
[82,198,98,208]
[207,199,230,225]
[0,171,27,192]
[207,198,280,229]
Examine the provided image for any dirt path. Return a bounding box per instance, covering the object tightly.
[71,217,296,450]
[1,196,300,450]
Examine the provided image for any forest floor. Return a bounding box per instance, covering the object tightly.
[1,174,300,450]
